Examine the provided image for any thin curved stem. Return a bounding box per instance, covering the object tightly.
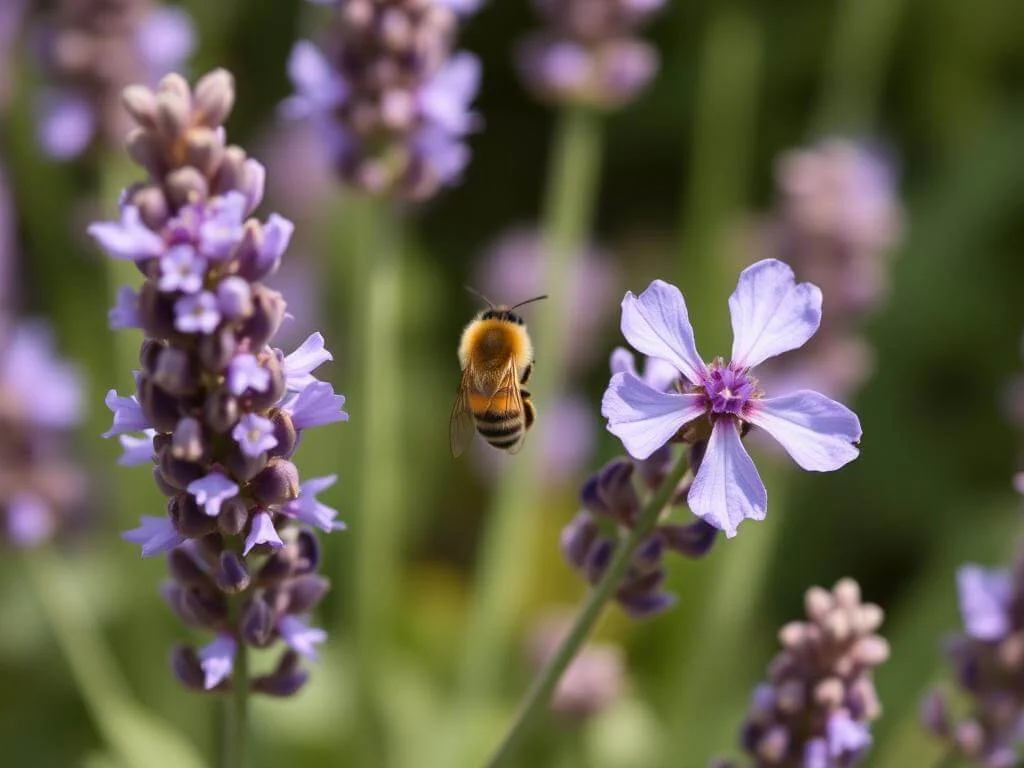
[483,449,691,768]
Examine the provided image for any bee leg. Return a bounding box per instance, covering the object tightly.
[519,363,533,385]
[522,392,536,430]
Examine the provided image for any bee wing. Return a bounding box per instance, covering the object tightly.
[450,368,477,458]
[496,359,528,455]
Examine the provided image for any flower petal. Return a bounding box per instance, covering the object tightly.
[601,372,706,460]
[620,280,706,385]
[747,390,860,471]
[728,259,822,368]
[957,565,1011,641]
[687,419,766,537]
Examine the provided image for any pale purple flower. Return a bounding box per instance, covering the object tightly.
[227,354,270,396]
[109,286,141,330]
[1,322,83,429]
[277,615,327,660]
[216,277,252,320]
[198,192,247,259]
[256,213,295,274]
[86,206,164,260]
[158,245,207,293]
[244,509,284,555]
[286,381,348,429]
[187,472,239,517]
[118,431,156,466]
[419,53,481,136]
[281,475,344,532]
[174,291,221,334]
[102,390,151,437]
[123,515,185,557]
[957,565,1012,641]
[136,6,196,83]
[36,90,95,159]
[197,634,236,689]
[232,414,278,458]
[827,712,872,757]
[284,333,332,391]
[5,493,55,547]
[282,41,349,121]
[602,259,862,537]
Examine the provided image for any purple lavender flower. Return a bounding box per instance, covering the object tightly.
[751,140,902,401]
[714,579,888,768]
[601,259,862,537]
[33,0,195,159]
[517,0,664,109]
[93,69,347,695]
[922,556,1024,767]
[0,321,87,547]
[285,0,481,199]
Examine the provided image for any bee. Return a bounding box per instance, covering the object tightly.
[450,291,548,457]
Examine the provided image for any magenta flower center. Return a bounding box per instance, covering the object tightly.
[703,361,757,417]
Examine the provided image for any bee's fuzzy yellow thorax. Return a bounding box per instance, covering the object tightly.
[458,316,533,373]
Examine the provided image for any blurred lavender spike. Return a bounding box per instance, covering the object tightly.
[922,554,1024,766]
[517,0,665,109]
[92,68,348,695]
[714,579,888,768]
[285,0,482,200]
[32,0,196,160]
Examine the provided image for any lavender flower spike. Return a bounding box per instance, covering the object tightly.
[714,579,888,768]
[94,69,347,696]
[602,259,862,537]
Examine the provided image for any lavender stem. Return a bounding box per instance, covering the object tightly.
[483,449,690,768]
[224,582,249,768]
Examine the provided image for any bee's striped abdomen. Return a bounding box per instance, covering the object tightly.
[470,389,526,452]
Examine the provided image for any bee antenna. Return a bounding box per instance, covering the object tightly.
[509,294,549,311]
[463,285,495,309]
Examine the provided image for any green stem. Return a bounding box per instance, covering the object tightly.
[223,603,249,768]
[24,548,205,768]
[483,450,691,768]
[812,0,910,133]
[456,104,604,700]
[349,194,402,765]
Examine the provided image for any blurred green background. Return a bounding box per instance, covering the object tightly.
[2,0,1024,766]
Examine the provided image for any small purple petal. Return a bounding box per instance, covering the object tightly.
[957,565,1012,641]
[434,0,483,13]
[216,276,253,320]
[244,509,284,555]
[109,286,142,329]
[286,381,349,429]
[283,40,348,119]
[174,291,221,334]
[242,158,266,214]
[284,332,332,391]
[602,372,706,460]
[281,475,344,532]
[413,125,470,184]
[102,389,151,438]
[728,259,822,369]
[536,42,591,91]
[187,472,239,517]
[231,413,278,458]
[118,430,156,466]
[88,206,165,261]
[277,615,327,660]
[6,493,54,546]
[255,213,294,274]
[747,390,861,471]
[826,712,872,757]
[620,280,707,386]
[198,192,247,259]
[420,52,481,135]
[158,244,207,293]
[227,354,270,396]
[803,738,829,768]
[135,5,195,82]
[197,634,236,690]
[0,321,83,429]
[37,90,95,159]
[122,515,185,557]
[687,418,767,537]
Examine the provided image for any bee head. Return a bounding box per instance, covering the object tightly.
[481,308,525,325]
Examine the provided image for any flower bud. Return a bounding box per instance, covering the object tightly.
[122,85,158,130]
[170,645,206,690]
[159,447,205,490]
[171,417,205,462]
[267,409,298,459]
[252,650,308,697]
[241,595,274,646]
[204,389,239,433]
[241,286,286,349]
[169,493,216,538]
[154,347,199,396]
[198,327,238,372]
[284,575,330,614]
[249,458,299,506]
[216,496,250,536]
[193,69,235,128]
[216,551,250,593]
[168,548,210,587]
[139,377,181,433]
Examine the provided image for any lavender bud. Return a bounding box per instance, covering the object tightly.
[204,389,239,434]
[169,493,217,538]
[252,651,308,697]
[139,378,182,433]
[193,69,235,128]
[170,645,206,691]
[267,409,298,459]
[198,328,238,373]
[241,595,274,647]
[122,86,158,131]
[159,449,205,491]
[154,347,199,396]
[249,458,300,506]
[216,497,250,536]
[284,575,330,614]
[216,551,250,593]
[171,417,205,462]
[241,286,287,349]
[168,549,210,587]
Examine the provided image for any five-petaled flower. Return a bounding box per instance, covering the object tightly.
[602,259,862,537]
